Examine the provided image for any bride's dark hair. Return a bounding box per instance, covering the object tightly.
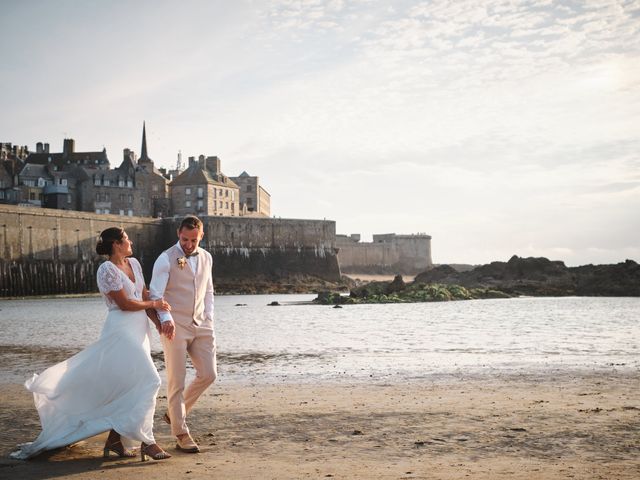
[96,227,125,256]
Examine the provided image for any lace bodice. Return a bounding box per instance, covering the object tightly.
[97,258,144,310]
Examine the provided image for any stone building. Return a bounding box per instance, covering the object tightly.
[0,143,30,204]
[2,124,268,219]
[6,124,170,217]
[170,155,240,216]
[230,171,271,217]
[336,233,433,274]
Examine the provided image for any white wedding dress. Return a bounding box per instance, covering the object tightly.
[11,258,161,459]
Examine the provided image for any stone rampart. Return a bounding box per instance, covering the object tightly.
[336,233,432,274]
[0,205,340,296]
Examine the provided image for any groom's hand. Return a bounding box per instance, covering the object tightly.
[162,320,176,340]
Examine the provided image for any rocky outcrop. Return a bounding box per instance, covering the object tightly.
[418,256,640,297]
[314,256,640,304]
[572,259,640,296]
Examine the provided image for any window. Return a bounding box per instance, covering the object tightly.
[94,177,100,186]
[219,200,223,207]
[127,179,133,188]
[105,193,110,201]
[225,189,229,197]
[185,187,191,195]
[246,185,251,192]
[197,199,203,208]
[95,208,101,214]
[247,197,253,206]
[0,191,4,200]
[128,194,133,203]
[104,209,110,214]
[118,179,124,187]
[186,200,191,207]
[197,187,203,198]
[104,179,110,186]
[67,194,71,204]
[95,193,100,200]
[152,184,158,192]
[226,201,229,209]
[119,209,125,216]
[60,178,67,186]
[128,209,133,216]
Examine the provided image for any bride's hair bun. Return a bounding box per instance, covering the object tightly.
[96,227,125,255]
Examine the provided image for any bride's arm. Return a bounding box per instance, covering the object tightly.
[106,288,171,312]
[143,286,162,333]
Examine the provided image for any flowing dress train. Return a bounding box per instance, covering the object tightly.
[10,258,160,459]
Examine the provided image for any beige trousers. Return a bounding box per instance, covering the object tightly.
[161,321,217,437]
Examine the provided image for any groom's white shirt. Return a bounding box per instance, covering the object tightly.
[149,241,214,324]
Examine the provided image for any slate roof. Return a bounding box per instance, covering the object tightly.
[25,150,110,169]
[170,162,238,188]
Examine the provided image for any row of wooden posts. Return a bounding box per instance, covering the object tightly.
[0,260,100,297]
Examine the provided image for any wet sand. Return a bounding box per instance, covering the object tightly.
[1,371,638,479]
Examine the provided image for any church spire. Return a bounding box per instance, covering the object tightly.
[140,121,151,163]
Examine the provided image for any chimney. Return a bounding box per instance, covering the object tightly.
[188,156,196,167]
[44,143,50,153]
[205,156,221,174]
[36,142,43,153]
[198,154,205,168]
[63,138,75,157]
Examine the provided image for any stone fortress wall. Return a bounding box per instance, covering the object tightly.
[0,205,340,297]
[336,233,433,275]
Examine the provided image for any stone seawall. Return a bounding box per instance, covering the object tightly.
[336,233,433,274]
[0,205,340,296]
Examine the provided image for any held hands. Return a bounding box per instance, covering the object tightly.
[161,320,176,340]
[153,298,171,311]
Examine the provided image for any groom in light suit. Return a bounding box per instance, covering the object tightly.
[150,215,216,453]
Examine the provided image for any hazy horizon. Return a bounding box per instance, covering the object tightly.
[2,0,638,266]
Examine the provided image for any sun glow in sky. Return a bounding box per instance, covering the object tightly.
[2,0,639,265]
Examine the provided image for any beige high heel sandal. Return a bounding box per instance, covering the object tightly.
[140,442,172,461]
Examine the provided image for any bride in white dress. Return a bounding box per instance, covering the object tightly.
[11,227,171,461]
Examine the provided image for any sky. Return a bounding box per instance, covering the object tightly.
[1,0,639,266]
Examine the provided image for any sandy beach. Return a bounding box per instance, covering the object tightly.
[1,371,638,479]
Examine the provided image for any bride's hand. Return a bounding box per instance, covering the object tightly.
[153,299,171,311]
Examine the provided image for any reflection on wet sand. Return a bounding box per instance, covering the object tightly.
[0,344,324,383]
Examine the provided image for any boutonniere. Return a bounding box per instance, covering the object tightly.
[177,256,187,269]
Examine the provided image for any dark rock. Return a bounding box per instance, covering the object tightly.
[268,301,280,306]
[414,265,459,284]
[385,274,406,294]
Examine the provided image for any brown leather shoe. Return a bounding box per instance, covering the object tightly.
[176,433,200,453]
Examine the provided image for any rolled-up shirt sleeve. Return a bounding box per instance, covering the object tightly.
[149,252,174,324]
[204,263,214,323]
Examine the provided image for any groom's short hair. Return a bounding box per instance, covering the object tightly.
[179,215,203,232]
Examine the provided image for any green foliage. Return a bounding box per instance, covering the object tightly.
[314,281,513,305]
